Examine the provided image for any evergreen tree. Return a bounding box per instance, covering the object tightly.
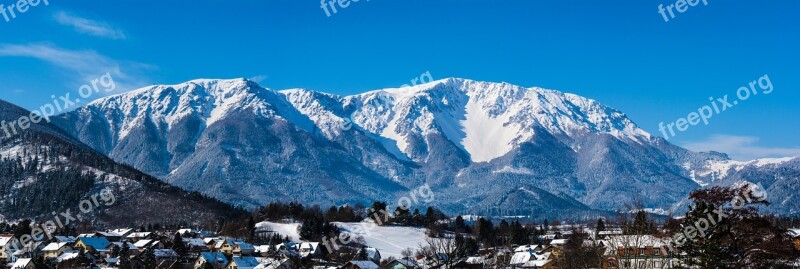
[354,247,369,261]
[119,243,131,269]
[172,233,187,255]
[595,218,606,236]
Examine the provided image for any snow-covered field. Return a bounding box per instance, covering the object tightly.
[335,222,428,258]
[256,222,301,241]
[257,221,428,258]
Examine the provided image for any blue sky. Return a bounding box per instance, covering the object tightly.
[0,0,797,160]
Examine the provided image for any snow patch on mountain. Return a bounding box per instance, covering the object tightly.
[696,156,797,180]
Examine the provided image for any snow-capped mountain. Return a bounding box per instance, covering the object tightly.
[54,78,800,217]
[56,79,405,209]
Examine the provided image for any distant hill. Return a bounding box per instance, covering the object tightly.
[0,99,246,227]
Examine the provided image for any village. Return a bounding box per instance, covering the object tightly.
[1,215,798,269]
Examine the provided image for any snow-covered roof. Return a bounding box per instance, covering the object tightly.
[0,235,14,246]
[43,242,70,251]
[365,247,380,260]
[392,257,419,267]
[788,228,800,238]
[347,260,379,269]
[514,245,542,253]
[510,251,550,265]
[232,256,261,269]
[54,236,77,243]
[153,249,179,258]
[109,229,134,236]
[126,232,152,238]
[465,256,485,264]
[200,252,229,265]
[550,239,568,246]
[110,242,138,250]
[56,250,81,262]
[79,237,111,251]
[11,258,32,269]
[134,239,154,248]
[184,238,207,247]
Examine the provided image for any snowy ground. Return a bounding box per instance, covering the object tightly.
[256,222,301,241]
[256,221,429,258]
[335,222,429,258]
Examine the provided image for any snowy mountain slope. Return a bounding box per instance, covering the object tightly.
[54,78,799,216]
[282,78,695,212]
[0,99,245,226]
[326,78,652,163]
[55,79,406,209]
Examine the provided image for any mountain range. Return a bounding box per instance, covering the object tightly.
[5,77,796,219]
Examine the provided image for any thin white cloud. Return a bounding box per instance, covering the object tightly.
[0,43,155,94]
[54,11,126,39]
[682,134,800,161]
[249,75,268,84]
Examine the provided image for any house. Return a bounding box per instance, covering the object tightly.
[229,256,261,269]
[95,231,124,242]
[43,242,73,259]
[10,258,35,269]
[75,237,111,255]
[256,258,293,269]
[55,250,81,263]
[1,234,16,261]
[126,232,156,242]
[134,239,163,249]
[299,242,322,258]
[789,229,800,250]
[185,237,210,251]
[364,247,381,264]
[452,259,483,269]
[111,241,140,255]
[11,240,44,262]
[205,238,220,250]
[341,260,380,269]
[196,252,229,269]
[510,250,552,269]
[514,245,545,253]
[254,245,273,256]
[236,240,256,256]
[154,249,180,265]
[601,235,677,269]
[178,229,197,235]
[221,239,255,256]
[104,257,121,267]
[53,236,77,243]
[110,229,135,238]
[386,257,421,269]
[198,230,215,238]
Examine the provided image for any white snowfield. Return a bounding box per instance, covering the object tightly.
[335,222,428,258]
[256,222,301,242]
[257,221,428,258]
